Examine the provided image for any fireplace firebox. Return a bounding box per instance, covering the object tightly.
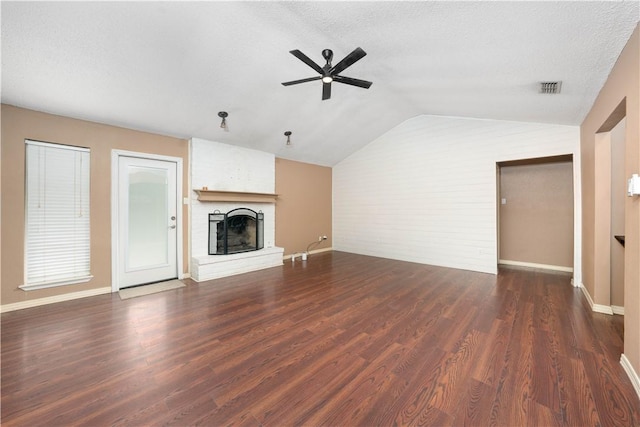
[209,208,264,255]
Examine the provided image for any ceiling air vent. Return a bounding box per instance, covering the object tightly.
[539,81,562,94]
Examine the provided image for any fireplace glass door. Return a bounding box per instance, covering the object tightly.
[209,208,264,255]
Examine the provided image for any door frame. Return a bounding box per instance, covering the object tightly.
[111,149,184,292]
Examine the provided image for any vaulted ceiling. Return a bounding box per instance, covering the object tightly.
[2,1,638,166]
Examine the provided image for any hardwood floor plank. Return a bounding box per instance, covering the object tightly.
[452,378,495,426]
[487,298,534,426]
[293,342,407,426]
[161,394,219,427]
[215,333,370,424]
[531,327,561,414]
[556,354,602,426]
[2,252,639,426]
[581,347,640,427]
[427,329,483,414]
[470,318,510,386]
[377,347,454,426]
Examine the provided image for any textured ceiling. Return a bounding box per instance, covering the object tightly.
[2,1,638,166]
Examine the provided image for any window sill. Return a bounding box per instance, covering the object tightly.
[20,275,93,291]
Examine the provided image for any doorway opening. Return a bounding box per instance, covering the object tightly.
[111,150,183,292]
[594,99,627,316]
[497,155,574,273]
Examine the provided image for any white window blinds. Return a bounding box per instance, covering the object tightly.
[23,140,92,290]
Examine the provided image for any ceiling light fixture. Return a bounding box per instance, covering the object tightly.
[218,111,228,129]
[322,76,333,83]
[284,131,292,146]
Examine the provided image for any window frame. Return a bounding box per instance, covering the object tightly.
[22,140,92,291]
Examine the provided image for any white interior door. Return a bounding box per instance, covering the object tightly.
[116,156,178,289]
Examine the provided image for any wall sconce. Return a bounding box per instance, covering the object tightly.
[218,111,228,130]
[284,131,292,146]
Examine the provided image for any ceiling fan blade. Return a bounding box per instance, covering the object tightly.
[329,47,367,75]
[289,50,324,75]
[333,75,373,89]
[322,82,332,100]
[281,76,322,86]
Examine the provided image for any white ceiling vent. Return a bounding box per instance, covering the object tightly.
[539,81,562,94]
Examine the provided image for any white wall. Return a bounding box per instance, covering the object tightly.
[333,115,581,276]
[190,138,275,258]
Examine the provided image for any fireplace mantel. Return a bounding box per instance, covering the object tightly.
[194,189,278,203]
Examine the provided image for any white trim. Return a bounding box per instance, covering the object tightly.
[572,150,582,287]
[111,151,119,291]
[579,283,614,315]
[498,259,573,273]
[111,150,184,292]
[592,304,614,315]
[284,247,333,260]
[580,283,595,308]
[1,287,111,313]
[620,354,640,400]
[186,142,192,280]
[611,305,625,315]
[20,275,93,291]
[25,139,90,152]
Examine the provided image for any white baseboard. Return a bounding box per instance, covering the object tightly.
[499,259,573,273]
[284,247,333,260]
[592,304,614,315]
[621,354,640,401]
[580,283,595,308]
[611,305,625,315]
[579,283,614,315]
[1,287,112,313]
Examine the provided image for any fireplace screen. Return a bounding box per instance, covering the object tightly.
[208,208,264,255]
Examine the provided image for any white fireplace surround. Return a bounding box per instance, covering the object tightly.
[189,138,283,282]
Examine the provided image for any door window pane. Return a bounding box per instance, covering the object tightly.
[127,166,168,270]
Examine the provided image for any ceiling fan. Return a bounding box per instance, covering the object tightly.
[281,47,372,100]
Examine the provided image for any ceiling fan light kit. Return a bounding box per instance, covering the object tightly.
[282,47,372,100]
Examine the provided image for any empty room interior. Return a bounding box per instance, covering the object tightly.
[2,2,640,426]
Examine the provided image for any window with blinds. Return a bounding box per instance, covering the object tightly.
[23,140,92,290]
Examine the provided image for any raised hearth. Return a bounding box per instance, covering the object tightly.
[191,246,284,282]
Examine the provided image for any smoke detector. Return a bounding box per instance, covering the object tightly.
[539,81,562,94]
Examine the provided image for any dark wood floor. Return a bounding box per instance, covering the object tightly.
[2,251,639,426]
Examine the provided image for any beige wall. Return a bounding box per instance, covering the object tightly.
[275,158,332,256]
[1,105,189,306]
[581,25,640,375]
[499,160,574,269]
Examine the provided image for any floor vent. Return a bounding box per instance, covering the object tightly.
[540,81,562,94]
